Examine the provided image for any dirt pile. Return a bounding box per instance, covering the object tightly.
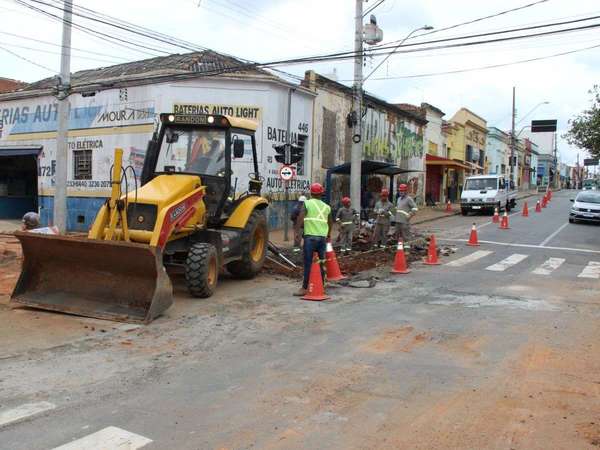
[265,232,456,279]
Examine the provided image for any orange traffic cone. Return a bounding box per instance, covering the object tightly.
[423,235,441,265]
[500,212,510,229]
[302,255,330,301]
[445,200,452,213]
[535,200,542,213]
[522,201,529,217]
[492,207,500,223]
[325,240,346,281]
[542,195,548,208]
[391,240,411,274]
[467,223,480,246]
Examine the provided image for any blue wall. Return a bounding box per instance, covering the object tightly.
[40,196,292,232]
[0,197,36,219]
[39,196,106,232]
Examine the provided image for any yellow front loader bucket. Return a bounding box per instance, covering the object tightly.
[10,232,173,324]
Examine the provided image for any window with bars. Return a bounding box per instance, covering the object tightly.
[73,150,92,180]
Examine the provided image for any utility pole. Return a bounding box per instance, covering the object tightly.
[350,0,363,213]
[510,86,516,187]
[283,88,294,242]
[553,131,558,189]
[54,0,73,233]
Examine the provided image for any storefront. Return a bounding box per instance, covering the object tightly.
[0,146,41,219]
[425,154,470,204]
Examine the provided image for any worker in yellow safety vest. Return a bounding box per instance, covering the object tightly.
[293,182,333,297]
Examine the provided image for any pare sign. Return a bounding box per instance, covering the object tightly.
[279,165,296,181]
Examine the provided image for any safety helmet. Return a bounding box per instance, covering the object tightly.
[380,188,390,198]
[398,183,408,192]
[341,196,351,206]
[310,183,324,195]
[298,195,307,202]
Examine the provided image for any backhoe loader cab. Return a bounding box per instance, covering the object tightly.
[11,113,269,324]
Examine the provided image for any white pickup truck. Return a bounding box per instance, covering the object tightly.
[460,175,517,215]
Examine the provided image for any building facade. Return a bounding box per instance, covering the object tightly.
[0,52,315,229]
[486,127,509,177]
[302,71,427,208]
[444,108,488,201]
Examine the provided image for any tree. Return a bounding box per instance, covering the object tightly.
[564,85,600,159]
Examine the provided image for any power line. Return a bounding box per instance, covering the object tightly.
[17,0,203,52]
[375,0,550,47]
[0,30,131,61]
[0,41,127,64]
[254,21,600,68]
[0,43,57,74]
[13,0,169,57]
[351,43,600,80]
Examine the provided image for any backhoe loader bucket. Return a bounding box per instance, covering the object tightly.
[10,232,173,324]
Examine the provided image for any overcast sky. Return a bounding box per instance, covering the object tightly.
[2,0,599,165]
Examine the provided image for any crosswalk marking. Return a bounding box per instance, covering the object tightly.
[485,254,528,272]
[578,261,600,279]
[0,402,56,428]
[52,426,152,450]
[532,257,565,276]
[446,250,493,267]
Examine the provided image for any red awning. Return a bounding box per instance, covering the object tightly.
[425,154,470,170]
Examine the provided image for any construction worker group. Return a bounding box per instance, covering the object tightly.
[294,182,417,296]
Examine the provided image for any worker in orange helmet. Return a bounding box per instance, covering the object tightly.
[335,196,359,253]
[372,188,394,248]
[394,183,418,242]
[293,182,333,296]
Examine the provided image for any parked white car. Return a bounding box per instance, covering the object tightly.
[460,175,517,215]
[569,191,600,223]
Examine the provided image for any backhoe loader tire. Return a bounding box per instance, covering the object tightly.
[227,210,267,279]
[185,242,218,298]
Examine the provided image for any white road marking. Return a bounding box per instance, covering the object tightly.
[0,402,56,428]
[446,250,493,267]
[52,426,152,450]
[539,222,569,246]
[438,238,600,255]
[486,254,528,272]
[577,261,600,279]
[532,257,565,275]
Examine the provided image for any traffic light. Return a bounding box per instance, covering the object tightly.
[289,134,307,165]
[272,133,307,165]
[273,144,287,164]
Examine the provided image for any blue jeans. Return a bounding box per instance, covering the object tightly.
[303,235,326,289]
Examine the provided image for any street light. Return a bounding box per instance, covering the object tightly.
[516,101,550,126]
[364,25,434,81]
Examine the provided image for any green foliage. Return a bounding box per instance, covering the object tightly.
[564,85,600,158]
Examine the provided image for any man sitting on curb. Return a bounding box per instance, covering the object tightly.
[293,183,333,297]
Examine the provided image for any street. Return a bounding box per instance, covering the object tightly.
[1,190,599,449]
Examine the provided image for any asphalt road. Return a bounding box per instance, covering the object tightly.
[1,190,599,450]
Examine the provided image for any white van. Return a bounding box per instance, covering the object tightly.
[460,175,517,215]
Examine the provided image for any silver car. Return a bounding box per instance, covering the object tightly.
[569,191,600,223]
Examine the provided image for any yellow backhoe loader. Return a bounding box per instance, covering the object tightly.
[11,113,269,323]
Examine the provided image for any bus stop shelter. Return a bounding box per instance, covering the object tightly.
[325,160,421,207]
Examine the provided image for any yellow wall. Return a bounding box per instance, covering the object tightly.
[427,141,439,156]
[446,124,465,161]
